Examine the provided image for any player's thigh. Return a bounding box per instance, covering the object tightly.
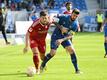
[30,40,39,55]
[38,40,47,60]
[38,40,46,54]
[51,39,59,50]
[61,40,75,53]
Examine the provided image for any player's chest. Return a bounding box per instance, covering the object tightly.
[36,25,49,31]
[61,20,73,29]
[34,25,49,34]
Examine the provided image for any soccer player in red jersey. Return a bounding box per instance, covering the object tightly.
[63,2,73,15]
[64,2,80,32]
[23,11,51,74]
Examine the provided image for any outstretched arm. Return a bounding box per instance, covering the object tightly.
[23,32,30,53]
[53,22,63,30]
[53,22,69,34]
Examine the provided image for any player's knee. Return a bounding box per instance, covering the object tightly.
[105,37,107,43]
[33,53,38,56]
[50,52,56,56]
[65,46,74,53]
[31,48,39,54]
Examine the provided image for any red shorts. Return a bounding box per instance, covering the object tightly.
[30,39,46,54]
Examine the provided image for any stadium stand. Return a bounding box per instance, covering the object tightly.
[49,0,87,11]
[83,16,97,32]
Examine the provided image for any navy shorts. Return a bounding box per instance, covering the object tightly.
[51,39,72,50]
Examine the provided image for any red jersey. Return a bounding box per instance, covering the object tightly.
[63,10,72,15]
[28,19,51,40]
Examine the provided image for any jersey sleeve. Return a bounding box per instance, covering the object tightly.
[57,15,65,20]
[28,19,39,33]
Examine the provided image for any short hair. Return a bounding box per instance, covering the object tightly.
[40,10,48,17]
[72,8,80,15]
[65,2,72,7]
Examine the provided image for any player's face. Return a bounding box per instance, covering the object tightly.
[40,16,49,25]
[71,13,79,21]
[66,4,72,11]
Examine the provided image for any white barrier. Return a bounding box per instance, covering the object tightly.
[16,21,33,35]
[14,21,51,45]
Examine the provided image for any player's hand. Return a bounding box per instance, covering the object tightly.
[56,39,63,46]
[23,47,28,54]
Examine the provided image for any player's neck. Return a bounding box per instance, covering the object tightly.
[39,20,46,26]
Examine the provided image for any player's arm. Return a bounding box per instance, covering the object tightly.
[50,16,61,29]
[52,15,69,34]
[23,21,36,53]
[56,34,72,46]
[50,15,63,30]
[25,32,29,48]
[53,22,69,34]
[23,32,30,53]
[53,22,63,30]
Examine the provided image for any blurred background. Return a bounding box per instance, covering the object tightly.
[0,0,107,44]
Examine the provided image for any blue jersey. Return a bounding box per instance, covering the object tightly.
[52,15,79,39]
[51,15,79,50]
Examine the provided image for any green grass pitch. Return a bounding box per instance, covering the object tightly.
[0,32,107,80]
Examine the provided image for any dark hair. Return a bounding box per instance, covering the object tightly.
[40,11,48,17]
[65,2,72,7]
[72,8,80,15]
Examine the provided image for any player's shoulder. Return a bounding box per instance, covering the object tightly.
[74,19,79,24]
[63,11,67,14]
[58,14,70,20]
[32,19,40,27]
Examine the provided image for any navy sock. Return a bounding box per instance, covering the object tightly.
[70,53,79,72]
[104,43,107,54]
[41,53,53,68]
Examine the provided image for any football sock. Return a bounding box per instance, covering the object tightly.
[41,53,53,68]
[104,43,107,54]
[70,53,79,71]
[33,54,39,70]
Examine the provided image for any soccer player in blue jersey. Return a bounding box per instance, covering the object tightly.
[100,11,107,58]
[40,9,81,73]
